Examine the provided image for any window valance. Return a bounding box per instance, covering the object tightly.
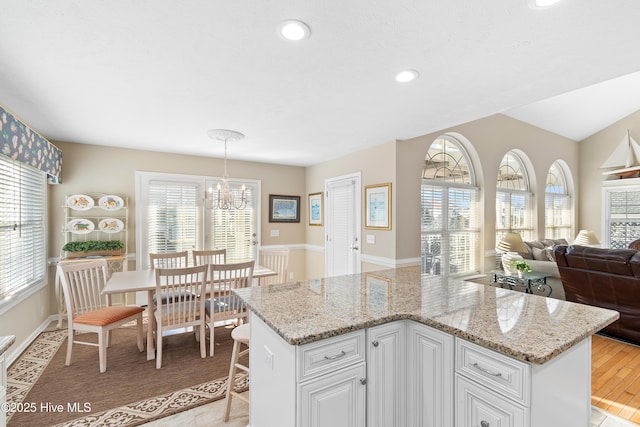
[0,104,62,183]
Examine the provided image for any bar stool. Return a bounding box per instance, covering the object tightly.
[223,323,250,422]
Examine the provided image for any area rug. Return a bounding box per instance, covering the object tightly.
[6,325,248,427]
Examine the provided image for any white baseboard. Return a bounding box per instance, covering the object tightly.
[7,314,59,367]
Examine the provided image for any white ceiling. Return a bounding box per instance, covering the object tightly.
[2,1,640,167]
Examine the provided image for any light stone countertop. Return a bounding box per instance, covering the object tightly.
[0,335,15,357]
[235,266,619,364]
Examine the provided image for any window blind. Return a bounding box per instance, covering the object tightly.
[606,188,640,248]
[421,183,478,275]
[208,182,257,262]
[0,156,46,305]
[146,180,200,265]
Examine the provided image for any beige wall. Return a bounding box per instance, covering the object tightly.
[578,109,640,240]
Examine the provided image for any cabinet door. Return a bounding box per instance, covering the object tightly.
[407,322,454,427]
[367,321,405,427]
[298,363,366,427]
[455,375,527,427]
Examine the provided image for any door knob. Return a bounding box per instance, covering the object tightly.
[481,421,489,427]
[360,378,367,385]
[372,340,379,347]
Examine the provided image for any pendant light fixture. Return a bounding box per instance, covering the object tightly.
[205,129,247,210]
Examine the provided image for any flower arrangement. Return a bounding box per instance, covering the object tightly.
[511,260,532,274]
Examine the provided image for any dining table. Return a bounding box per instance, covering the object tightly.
[102,265,277,360]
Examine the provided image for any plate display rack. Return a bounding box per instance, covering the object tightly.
[57,193,130,327]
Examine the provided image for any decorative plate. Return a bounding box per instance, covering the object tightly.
[67,219,95,234]
[67,194,94,210]
[99,195,124,211]
[98,218,124,233]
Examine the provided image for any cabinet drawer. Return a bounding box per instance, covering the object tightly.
[456,375,528,427]
[297,330,365,382]
[456,339,530,406]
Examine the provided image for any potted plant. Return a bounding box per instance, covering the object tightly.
[511,259,532,278]
[63,240,125,258]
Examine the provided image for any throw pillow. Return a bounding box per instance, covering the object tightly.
[532,247,549,261]
[544,246,556,261]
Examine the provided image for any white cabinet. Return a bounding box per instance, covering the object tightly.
[249,315,592,427]
[367,321,406,427]
[407,321,454,427]
[454,337,592,427]
[298,363,366,427]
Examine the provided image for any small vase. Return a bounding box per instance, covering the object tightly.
[517,270,524,278]
[502,252,522,275]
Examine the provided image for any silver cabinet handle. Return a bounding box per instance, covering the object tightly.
[324,350,346,360]
[360,378,367,385]
[472,362,502,377]
[372,340,379,347]
[480,421,489,427]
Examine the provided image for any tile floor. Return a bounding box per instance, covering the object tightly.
[140,393,637,427]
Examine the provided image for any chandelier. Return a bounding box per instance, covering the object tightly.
[205,129,247,210]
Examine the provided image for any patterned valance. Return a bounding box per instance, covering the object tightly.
[0,104,62,183]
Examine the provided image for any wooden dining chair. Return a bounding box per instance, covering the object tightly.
[154,264,208,369]
[150,251,191,305]
[149,251,189,269]
[193,249,227,266]
[258,248,289,286]
[57,259,144,373]
[205,260,254,356]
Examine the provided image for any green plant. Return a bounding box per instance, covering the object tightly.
[62,240,124,252]
[511,259,532,273]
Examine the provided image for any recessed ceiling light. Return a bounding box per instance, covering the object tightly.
[278,20,311,41]
[528,0,562,9]
[395,70,419,83]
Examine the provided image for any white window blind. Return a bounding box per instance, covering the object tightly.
[208,181,258,262]
[605,187,640,248]
[146,180,200,264]
[0,156,47,306]
[544,161,571,240]
[496,152,533,242]
[421,184,478,275]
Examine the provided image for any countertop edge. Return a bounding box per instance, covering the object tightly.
[0,335,16,357]
[244,306,619,365]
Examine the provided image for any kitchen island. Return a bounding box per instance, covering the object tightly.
[235,266,619,427]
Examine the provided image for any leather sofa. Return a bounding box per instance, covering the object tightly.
[555,245,640,343]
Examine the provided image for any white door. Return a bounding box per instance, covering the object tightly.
[325,173,361,277]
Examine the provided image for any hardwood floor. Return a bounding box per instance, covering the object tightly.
[592,334,640,424]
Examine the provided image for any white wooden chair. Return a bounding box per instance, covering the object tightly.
[154,264,208,369]
[205,261,254,356]
[150,251,191,305]
[149,251,188,269]
[193,249,227,266]
[258,248,290,286]
[57,259,144,373]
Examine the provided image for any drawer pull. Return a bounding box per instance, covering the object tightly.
[481,421,489,427]
[324,350,346,360]
[472,362,502,378]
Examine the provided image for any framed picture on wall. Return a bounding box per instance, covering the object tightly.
[269,194,300,222]
[308,192,323,226]
[364,183,391,230]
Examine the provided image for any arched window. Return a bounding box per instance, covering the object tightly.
[545,161,571,240]
[421,135,478,276]
[496,152,532,243]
